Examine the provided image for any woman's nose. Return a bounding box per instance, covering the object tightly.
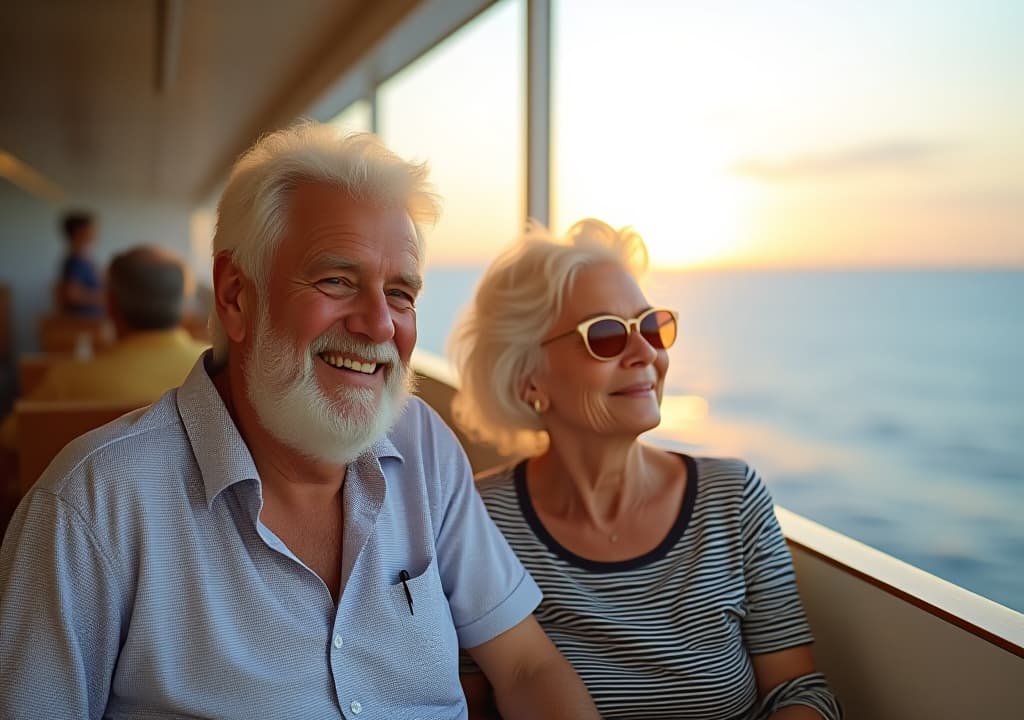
[622,325,658,365]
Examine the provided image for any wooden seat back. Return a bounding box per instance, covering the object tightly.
[37,313,114,354]
[15,399,143,494]
[17,352,70,396]
[410,353,514,475]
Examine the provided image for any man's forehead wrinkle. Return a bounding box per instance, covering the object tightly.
[303,221,368,247]
[304,253,359,275]
[401,270,424,291]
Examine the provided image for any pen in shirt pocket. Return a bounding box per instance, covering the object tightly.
[399,569,414,615]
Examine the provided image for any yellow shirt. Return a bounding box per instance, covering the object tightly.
[1,329,209,449]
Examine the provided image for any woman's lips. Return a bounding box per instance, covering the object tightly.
[611,382,655,396]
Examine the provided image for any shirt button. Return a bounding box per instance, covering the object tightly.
[333,634,343,648]
[350,700,362,714]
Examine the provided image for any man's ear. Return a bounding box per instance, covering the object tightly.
[213,252,250,344]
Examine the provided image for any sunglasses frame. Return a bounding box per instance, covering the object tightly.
[541,307,679,361]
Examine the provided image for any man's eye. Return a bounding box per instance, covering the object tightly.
[387,289,416,306]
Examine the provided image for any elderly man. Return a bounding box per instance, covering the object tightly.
[0,245,208,450]
[0,124,598,719]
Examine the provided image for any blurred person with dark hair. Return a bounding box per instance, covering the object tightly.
[0,245,208,448]
[56,210,105,316]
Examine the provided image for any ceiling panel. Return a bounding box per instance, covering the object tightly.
[0,0,415,203]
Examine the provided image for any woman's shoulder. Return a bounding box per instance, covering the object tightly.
[688,454,771,505]
[691,455,752,481]
[474,461,520,499]
[692,452,749,475]
[473,462,532,534]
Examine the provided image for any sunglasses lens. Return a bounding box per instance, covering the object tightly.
[586,318,629,359]
[640,310,677,349]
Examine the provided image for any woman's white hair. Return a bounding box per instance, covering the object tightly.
[448,218,648,457]
[209,120,441,363]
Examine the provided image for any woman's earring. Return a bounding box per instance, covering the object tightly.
[532,398,543,413]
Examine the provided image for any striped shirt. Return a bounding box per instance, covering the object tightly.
[466,454,841,719]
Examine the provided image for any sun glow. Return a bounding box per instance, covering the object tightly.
[382,0,1024,271]
[555,140,756,270]
[550,5,766,271]
[621,166,751,270]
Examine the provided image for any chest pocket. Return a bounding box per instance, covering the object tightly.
[363,554,461,712]
[387,556,454,651]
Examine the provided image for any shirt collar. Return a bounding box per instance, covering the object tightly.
[177,352,259,507]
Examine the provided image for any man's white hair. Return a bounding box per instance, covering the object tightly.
[210,121,440,364]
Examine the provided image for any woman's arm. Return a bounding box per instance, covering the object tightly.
[460,671,500,720]
[466,615,599,720]
[752,645,834,719]
[738,465,842,719]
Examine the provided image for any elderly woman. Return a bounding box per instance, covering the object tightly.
[451,219,840,719]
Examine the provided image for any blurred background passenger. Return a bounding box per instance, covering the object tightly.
[451,219,841,720]
[1,245,209,449]
[56,210,105,316]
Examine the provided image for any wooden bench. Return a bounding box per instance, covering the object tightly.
[37,313,115,354]
[17,352,71,396]
[15,399,144,494]
[412,353,511,475]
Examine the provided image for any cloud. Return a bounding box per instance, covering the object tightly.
[732,139,951,181]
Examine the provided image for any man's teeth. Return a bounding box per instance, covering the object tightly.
[320,354,378,374]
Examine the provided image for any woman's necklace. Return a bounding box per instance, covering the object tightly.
[599,516,627,543]
[601,475,658,543]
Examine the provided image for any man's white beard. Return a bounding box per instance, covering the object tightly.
[244,305,411,465]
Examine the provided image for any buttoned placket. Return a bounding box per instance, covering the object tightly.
[329,452,388,718]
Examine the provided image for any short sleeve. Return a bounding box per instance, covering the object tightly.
[425,411,541,649]
[0,489,124,719]
[738,465,815,654]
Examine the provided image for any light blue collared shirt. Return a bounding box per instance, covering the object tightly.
[0,355,540,720]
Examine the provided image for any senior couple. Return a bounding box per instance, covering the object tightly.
[0,124,840,719]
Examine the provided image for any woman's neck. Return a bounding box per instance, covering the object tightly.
[528,438,655,529]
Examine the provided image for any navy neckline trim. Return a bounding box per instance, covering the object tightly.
[513,453,698,573]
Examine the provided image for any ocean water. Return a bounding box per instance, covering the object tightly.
[417,268,1024,613]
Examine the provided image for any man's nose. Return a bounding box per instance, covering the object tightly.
[344,290,396,344]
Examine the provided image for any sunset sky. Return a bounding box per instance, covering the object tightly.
[352,0,1022,270]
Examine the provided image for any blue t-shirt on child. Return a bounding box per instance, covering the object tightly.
[61,253,103,315]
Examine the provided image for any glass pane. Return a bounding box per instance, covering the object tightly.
[554,0,1024,611]
[378,0,524,356]
[326,99,372,134]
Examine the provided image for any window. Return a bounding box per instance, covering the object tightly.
[326,99,372,134]
[377,0,524,355]
[553,0,1023,610]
